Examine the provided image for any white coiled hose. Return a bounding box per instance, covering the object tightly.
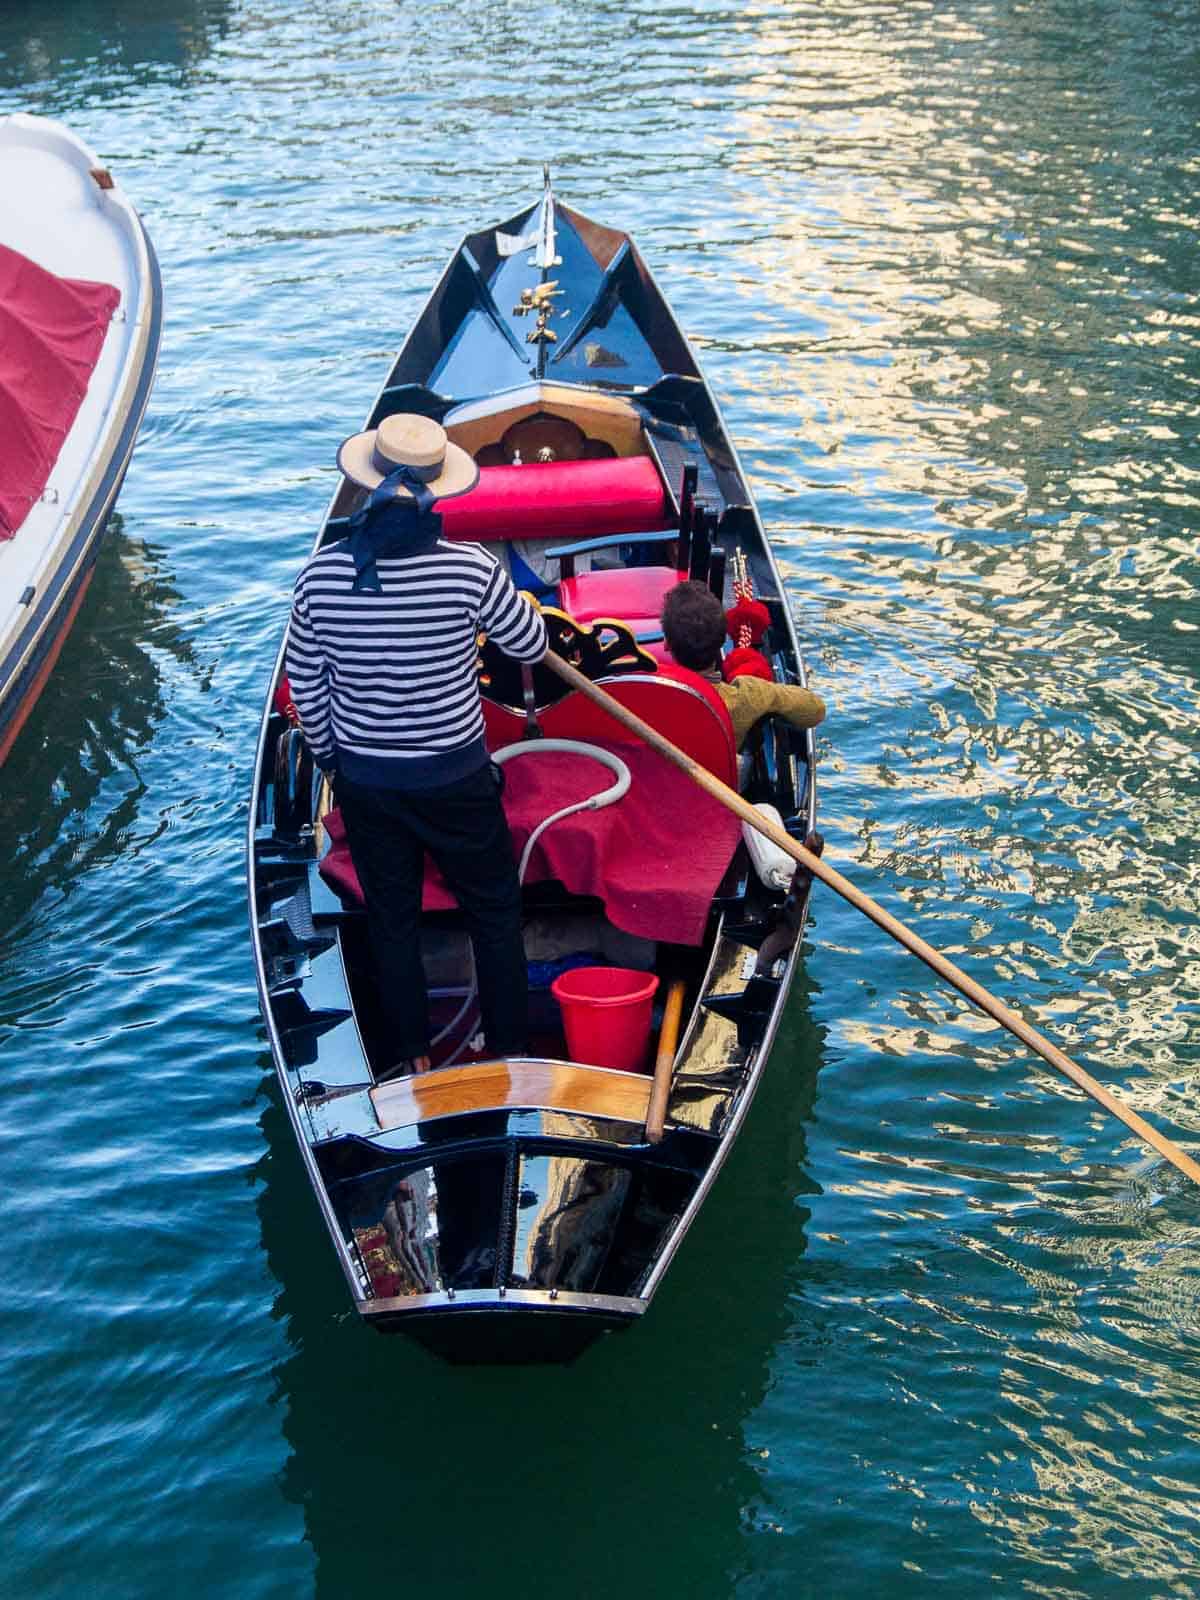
[431,739,632,1063]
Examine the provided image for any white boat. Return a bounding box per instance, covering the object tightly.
[0,112,162,765]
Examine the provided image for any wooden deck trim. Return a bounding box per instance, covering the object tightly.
[370,1056,652,1132]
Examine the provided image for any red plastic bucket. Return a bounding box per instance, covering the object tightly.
[550,965,661,1073]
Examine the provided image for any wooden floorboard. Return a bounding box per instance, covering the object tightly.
[371,1057,652,1131]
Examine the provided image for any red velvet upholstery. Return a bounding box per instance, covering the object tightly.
[438,456,671,545]
[557,565,686,626]
[319,674,740,944]
[484,670,736,788]
[319,746,740,947]
[655,662,737,750]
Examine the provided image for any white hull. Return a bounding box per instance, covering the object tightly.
[0,112,161,762]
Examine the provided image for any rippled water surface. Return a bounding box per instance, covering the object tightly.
[2,1,1199,1594]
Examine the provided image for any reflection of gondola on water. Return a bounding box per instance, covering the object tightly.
[257,979,824,1586]
[0,113,161,768]
[249,176,823,1363]
[0,523,188,931]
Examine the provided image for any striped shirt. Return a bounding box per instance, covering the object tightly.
[286,539,546,788]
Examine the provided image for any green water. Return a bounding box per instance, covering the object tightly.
[1,1,1198,1594]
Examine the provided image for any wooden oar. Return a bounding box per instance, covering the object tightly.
[646,978,687,1144]
[542,649,1200,1187]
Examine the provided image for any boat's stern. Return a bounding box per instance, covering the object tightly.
[306,1078,713,1363]
[361,1293,640,1366]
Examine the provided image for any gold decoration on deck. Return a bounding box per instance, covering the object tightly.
[478,608,655,709]
[526,314,557,346]
[513,282,565,347]
[513,281,562,315]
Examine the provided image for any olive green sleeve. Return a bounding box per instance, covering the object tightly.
[717,676,827,749]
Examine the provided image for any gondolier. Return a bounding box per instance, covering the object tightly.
[285,413,547,1078]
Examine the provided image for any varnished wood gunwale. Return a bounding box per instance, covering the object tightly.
[371,1056,653,1132]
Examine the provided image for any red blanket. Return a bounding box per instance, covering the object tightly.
[318,743,740,946]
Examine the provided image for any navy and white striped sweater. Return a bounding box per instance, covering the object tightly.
[286,539,547,788]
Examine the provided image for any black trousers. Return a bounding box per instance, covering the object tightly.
[336,763,528,1062]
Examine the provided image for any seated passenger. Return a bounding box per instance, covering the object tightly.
[660,581,826,750]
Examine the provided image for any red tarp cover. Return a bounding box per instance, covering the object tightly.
[0,243,120,538]
[319,745,741,947]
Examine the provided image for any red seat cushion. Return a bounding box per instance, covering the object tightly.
[654,662,737,760]
[484,669,736,788]
[318,746,740,947]
[558,565,686,625]
[438,456,671,545]
[320,675,739,945]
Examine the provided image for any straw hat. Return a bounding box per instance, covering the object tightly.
[336,413,479,500]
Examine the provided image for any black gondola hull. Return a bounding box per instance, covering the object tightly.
[249,184,819,1362]
[364,1302,634,1366]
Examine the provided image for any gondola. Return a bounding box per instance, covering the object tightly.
[248,176,821,1363]
[0,113,162,766]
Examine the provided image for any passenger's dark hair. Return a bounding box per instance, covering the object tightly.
[661,580,726,671]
